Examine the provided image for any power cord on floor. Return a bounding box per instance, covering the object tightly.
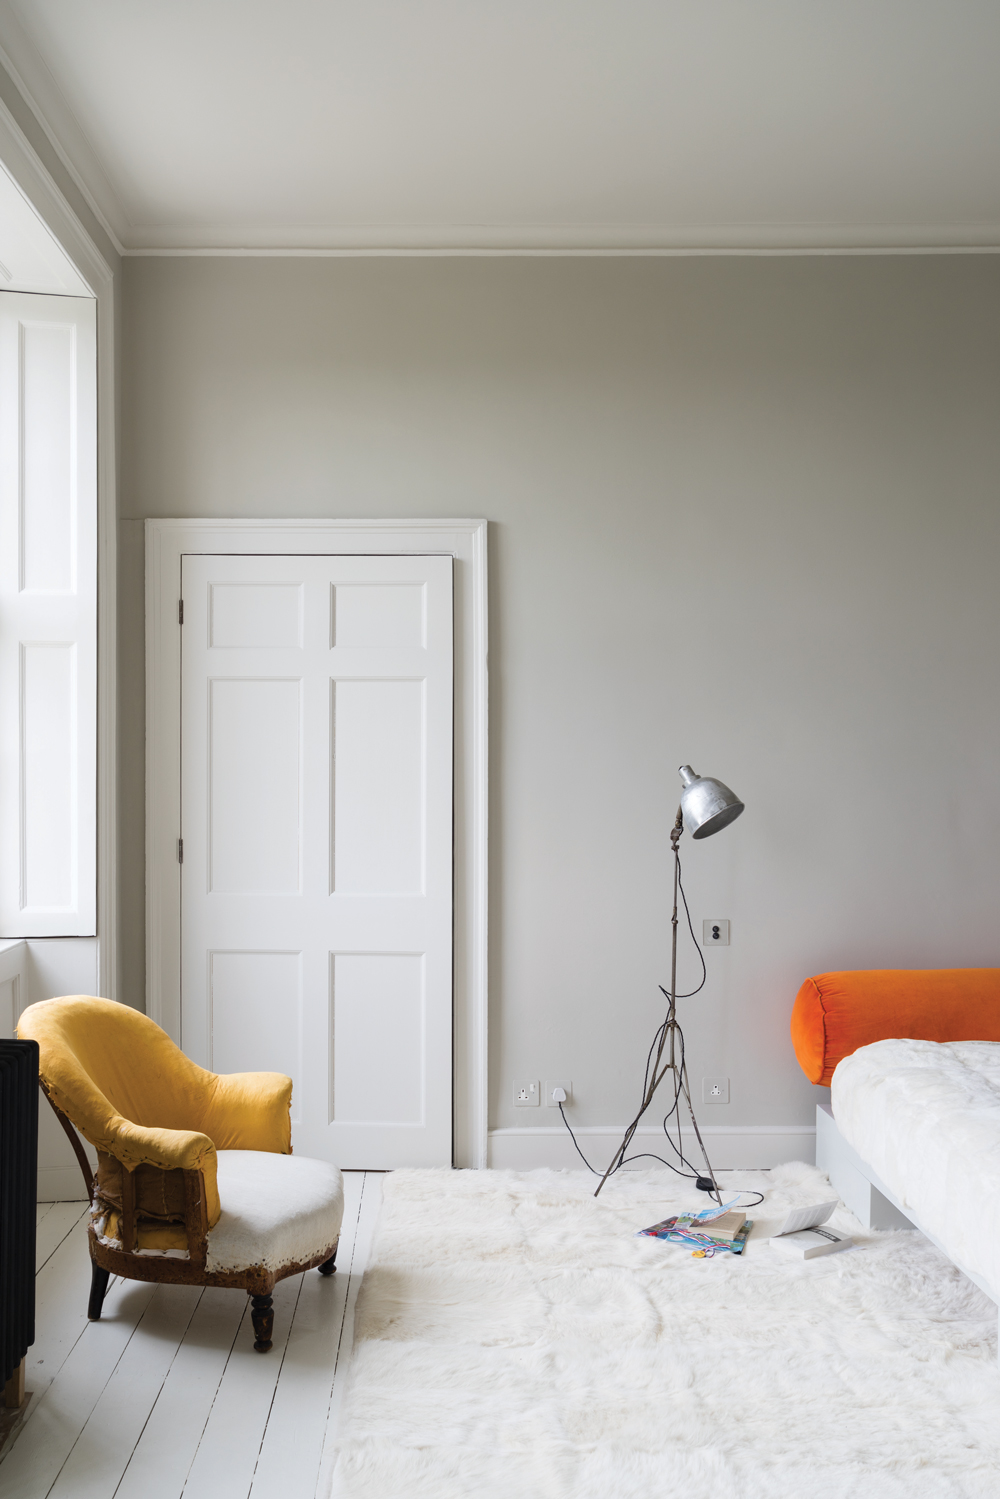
[557,1082,762,1208]
[553,846,765,1211]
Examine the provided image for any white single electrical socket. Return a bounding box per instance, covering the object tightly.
[513,1079,540,1107]
[545,1079,573,1107]
[703,919,730,946]
[702,1077,730,1104]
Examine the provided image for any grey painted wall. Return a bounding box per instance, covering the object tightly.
[120,254,1000,1137]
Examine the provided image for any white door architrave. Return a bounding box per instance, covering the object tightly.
[146,518,488,1169]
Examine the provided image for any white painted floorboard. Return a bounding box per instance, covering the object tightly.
[47,1286,203,1499]
[1,1277,159,1498]
[2,1172,378,1499]
[27,1214,102,1404]
[114,1289,246,1499]
[35,1203,88,1274]
[249,1173,366,1499]
[315,1174,383,1498]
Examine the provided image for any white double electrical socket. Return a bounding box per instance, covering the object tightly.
[513,1080,540,1106]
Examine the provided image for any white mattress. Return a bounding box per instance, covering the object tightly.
[832,1037,1000,1296]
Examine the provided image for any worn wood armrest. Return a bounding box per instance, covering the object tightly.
[103,1158,208,1264]
[42,1086,210,1264]
[182,1168,209,1266]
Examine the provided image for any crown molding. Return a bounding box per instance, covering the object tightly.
[121,222,1000,257]
[124,242,1000,259]
[0,3,127,254]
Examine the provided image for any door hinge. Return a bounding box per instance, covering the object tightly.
[177,837,184,864]
[178,599,184,624]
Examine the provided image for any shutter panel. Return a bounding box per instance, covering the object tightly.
[0,292,97,936]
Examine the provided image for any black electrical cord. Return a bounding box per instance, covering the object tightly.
[558,1101,600,1174]
[558,1094,763,1208]
[555,844,765,1210]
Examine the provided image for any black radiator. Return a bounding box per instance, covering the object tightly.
[0,1040,38,1387]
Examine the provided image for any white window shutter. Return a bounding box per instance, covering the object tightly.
[0,292,97,936]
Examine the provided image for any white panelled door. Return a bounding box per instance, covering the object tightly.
[180,553,453,1167]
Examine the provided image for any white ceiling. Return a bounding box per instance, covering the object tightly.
[1,0,999,255]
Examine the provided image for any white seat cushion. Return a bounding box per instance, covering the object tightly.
[206,1150,345,1275]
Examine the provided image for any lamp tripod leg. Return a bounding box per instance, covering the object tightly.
[595,810,722,1204]
[678,1058,722,1204]
[594,1127,635,1195]
[594,1011,677,1195]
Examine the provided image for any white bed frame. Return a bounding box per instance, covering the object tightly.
[816,1103,1000,1357]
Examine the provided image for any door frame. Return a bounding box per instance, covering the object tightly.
[145,518,487,1168]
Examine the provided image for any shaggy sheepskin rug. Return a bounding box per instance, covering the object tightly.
[328,1163,1000,1499]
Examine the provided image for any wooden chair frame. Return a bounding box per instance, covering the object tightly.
[44,1086,338,1351]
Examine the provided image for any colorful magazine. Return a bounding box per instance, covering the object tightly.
[637,1214,753,1255]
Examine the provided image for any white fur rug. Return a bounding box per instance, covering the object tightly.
[328,1163,1000,1499]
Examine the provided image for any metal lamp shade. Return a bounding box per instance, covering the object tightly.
[678,765,745,839]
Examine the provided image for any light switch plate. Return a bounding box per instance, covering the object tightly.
[703,919,730,946]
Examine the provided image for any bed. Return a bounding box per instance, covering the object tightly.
[791,969,1000,1354]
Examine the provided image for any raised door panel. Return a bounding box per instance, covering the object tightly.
[330,953,424,1126]
[209,950,303,1123]
[209,678,302,895]
[210,582,303,650]
[332,679,424,895]
[20,320,74,592]
[21,643,76,910]
[332,581,425,649]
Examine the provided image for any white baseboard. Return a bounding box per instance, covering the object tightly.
[38,1166,90,1203]
[487,1123,817,1173]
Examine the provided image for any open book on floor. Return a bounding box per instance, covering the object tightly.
[769,1200,853,1259]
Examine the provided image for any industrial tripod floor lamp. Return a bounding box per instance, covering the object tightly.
[594,765,745,1199]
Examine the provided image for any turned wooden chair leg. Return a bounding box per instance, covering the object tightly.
[318,1248,337,1275]
[88,1262,110,1321]
[250,1294,274,1352]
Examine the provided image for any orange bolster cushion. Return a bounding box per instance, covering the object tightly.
[790,968,1000,1085]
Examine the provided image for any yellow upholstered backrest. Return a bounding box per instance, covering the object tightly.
[17,996,293,1232]
[23,996,221,1133]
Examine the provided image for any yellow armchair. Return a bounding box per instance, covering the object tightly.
[18,996,343,1352]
